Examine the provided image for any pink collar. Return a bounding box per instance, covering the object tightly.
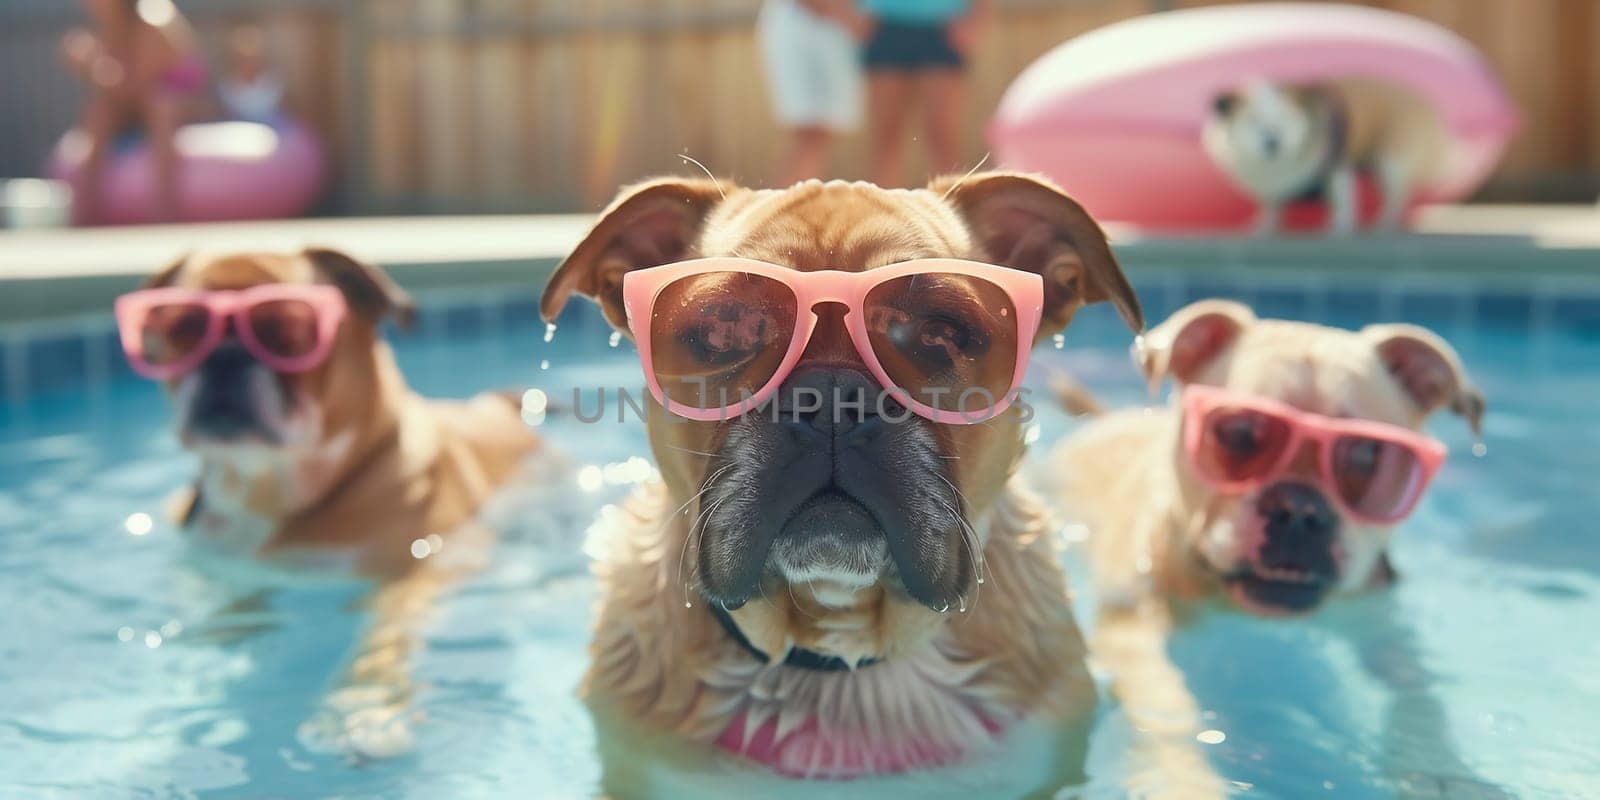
[715,706,1005,779]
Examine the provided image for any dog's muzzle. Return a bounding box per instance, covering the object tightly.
[696,365,970,611]
[1223,481,1342,613]
[183,341,282,444]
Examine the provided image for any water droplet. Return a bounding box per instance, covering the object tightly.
[125,512,153,536]
[1472,442,1487,457]
[685,601,694,609]
[521,388,548,414]
[544,323,557,343]
[577,465,604,492]
[1196,729,1226,744]
[426,533,444,552]
[976,576,985,585]
[159,620,183,638]
[144,631,163,649]
[117,626,134,642]
[608,331,622,348]
[1053,333,1065,350]
[520,388,548,427]
[410,539,432,559]
[539,359,550,371]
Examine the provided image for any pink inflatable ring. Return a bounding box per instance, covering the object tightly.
[989,3,1519,232]
[49,119,326,226]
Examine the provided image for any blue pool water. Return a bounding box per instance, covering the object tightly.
[1,274,1598,798]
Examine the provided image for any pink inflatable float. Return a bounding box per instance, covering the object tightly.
[48,119,326,226]
[989,4,1518,232]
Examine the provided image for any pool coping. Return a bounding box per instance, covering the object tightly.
[1,205,1597,325]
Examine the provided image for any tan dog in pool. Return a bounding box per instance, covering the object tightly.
[129,248,538,573]
[123,248,540,755]
[1045,299,1483,796]
[540,173,1143,790]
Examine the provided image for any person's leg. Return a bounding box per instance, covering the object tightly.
[74,90,129,226]
[143,93,186,222]
[1326,165,1359,235]
[921,69,967,177]
[867,71,915,187]
[779,126,834,186]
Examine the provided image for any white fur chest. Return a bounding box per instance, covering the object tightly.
[188,430,355,561]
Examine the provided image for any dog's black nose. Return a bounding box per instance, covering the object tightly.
[777,366,895,443]
[190,341,262,439]
[1256,481,1339,543]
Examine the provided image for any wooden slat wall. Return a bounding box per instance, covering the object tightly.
[1,1,1592,212]
[355,0,1599,212]
[356,0,1173,211]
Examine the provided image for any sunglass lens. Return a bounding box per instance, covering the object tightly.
[247,299,323,361]
[140,302,212,367]
[1197,408,1292,482]
[648,271,797,410]
[863,273,1018,416]
[1331,435,1425,521]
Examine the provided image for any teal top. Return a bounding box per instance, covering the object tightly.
[861,0,969,24]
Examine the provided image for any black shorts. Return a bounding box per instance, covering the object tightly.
[862,20,965,72]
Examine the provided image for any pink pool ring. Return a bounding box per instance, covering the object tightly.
[988,3,1519,232]
[48,119,326,226]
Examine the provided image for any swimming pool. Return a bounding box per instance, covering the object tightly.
[1,269,1597,798]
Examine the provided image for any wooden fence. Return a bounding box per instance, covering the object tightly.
[1,0,1594,215]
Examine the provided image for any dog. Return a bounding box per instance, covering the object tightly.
[539,173,1143,789]
[1044,299,1483,796]
[1204,78,1448,235]
[124,248,541,755]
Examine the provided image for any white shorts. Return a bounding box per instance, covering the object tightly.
[758,0,863,132]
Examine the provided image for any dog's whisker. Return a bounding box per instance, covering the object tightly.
[786,578,821,621]
[940,151,991,201]
[673,463,738,606]
[685,491,732,576]
[938,498,985,614]
[660,443,727,460]
[677,153,727,200]
[934,473,989,588]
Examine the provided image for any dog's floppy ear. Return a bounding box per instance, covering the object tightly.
[541,177,729,334]
[931,171,1143,342]
[141,252,190,289]
[1362,323,1484,436]
[1136,299,1255,392]
[303,247,416,329]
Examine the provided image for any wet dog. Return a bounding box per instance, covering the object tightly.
[1044,299,1482,795]
[540,173,1143,788]
[1204,78,1448,234]
[130,248,538,574]
[124,248,540,755]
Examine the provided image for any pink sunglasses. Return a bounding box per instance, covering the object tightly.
[621,258,1045,424]
[115,285,347,380]
[1181,384,1448,525]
